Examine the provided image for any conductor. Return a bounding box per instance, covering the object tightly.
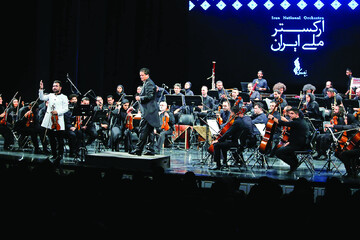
[130,68,161,156]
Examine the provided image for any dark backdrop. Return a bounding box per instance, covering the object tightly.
[3,0,360,104]
[3,0,187,103]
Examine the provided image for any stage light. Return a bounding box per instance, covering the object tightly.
[314,0,324,10]
[232,0,242,10]
[200,1,211,11]
[216,0,226,10]
[331,0,341,10]
[189,1,195,11]
[348,0,359,9]
[264,0,274,10]
[248,0,258,10]
[297,0,307,10]
[281,0,291,10]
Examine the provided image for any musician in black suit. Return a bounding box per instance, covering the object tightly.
[130,68,161,156]
[269,107,310,173]
[209,105,254,170]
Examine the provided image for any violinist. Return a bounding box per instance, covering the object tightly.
[153,101,175,153]
[302,93,321,120]
[247,83,260,101]
[110,99,134,153]
[39,80,69,165]
[269,107,310,173]
[79,97,99,147]
[313,105,345,160]
[17,101,42,154]
[0,95,14,150]
[64,95,82,157]
[209,105,254,170]
[184,82,194,96]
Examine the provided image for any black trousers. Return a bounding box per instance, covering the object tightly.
[337,149,360,176]
[135,118,155,153]
[275,144,304,170]
[48,129,65,157]
[213,140,238,167]
[0,125,14,149]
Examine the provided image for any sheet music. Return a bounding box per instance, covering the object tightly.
[255,123,266,137]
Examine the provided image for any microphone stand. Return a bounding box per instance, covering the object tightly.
[66,73,82,95]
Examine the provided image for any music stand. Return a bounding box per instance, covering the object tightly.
[286,98,301,108]
[165,94,184,107]
[184,95,203,112]
[71,104,93,163]
[343,99,359,113]
[315,97,327,108]
[238,92,250,103]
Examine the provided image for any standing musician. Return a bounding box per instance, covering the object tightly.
[39,80,69,165]
[110,99,134,153]
[129,68,161,156]
[153,101,175,153]
[0,95,15,150]
[268,107,310,173]
[252,70,269,92]
[209,105,254,170]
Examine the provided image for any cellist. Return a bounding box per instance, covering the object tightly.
[153,101,175,154]
[209,104,254,170]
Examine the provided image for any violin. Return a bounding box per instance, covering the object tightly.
[74,116,82,130]
[0,111,7,125]
[25,111,34,127]
[160,114,170,131]
[259,97,284,154]
[125,114,134,130]
[208,96,243,154]
[51,104,60,131]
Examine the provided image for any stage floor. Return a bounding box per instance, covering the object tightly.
[0,142,359,188]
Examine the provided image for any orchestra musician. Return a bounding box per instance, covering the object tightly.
[39,80,69,165]
[313,105,346,160]
[345,68,353,98]
[302,93,321,120]
[169,83,186,123]
[16,101,43,154]
[268,107,310,173]
[215,80,229,103]
[115,84,126,101]
[110,99,135,153]
[323,88,343,117]
[129,68,161,156]
[0,95,15,150]
[251,102,268,136]
[64,96,82,157]
[153,101,175,154]
[209,104,254,170]
[195,86,215,122]
[184,81,194,96]
[321,81,338,97]
[252,70,269,92]
[272,82,287,100]
[247,83,260,101]
[218,100,231,128]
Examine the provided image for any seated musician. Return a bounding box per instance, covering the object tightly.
[251,102,268,136]
[184,81,194,96]
[322,81,338,97]
[268,107,310,173]
[313,105,346,160]
[7,98,20,125]
[302,93,321,120]
[94,96,105,111]
[247,83,261,101]
[230,88,240,101]
[16,101,42,154]
[323,88,343,119]
[64,97,82,157]
[267,100,282,157]
[336,134,360,178]
[300,84,316,105]
[156,85,169,104]
[272,89,288,110]
[79,97,98,146]
[209,105,254,170]
[195,86,215,122]
[153,101,175,153]
[219,100,231,128]
[110,99,134,153]
[271,82,287,100]
[115,84,126,102]
[169,83,186,123]
[353,88,360,100]
[0,95,15,150]
[106,95,116,111]
[215,80,229,102]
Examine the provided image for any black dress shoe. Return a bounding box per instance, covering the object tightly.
[129,150,142,156]
[143,151,155,156]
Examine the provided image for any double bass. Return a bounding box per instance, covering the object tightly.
[207,96,243,154]
[259,97,283,154]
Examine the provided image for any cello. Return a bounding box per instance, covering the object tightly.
[259,97,283,154]
[207,96,243,154]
